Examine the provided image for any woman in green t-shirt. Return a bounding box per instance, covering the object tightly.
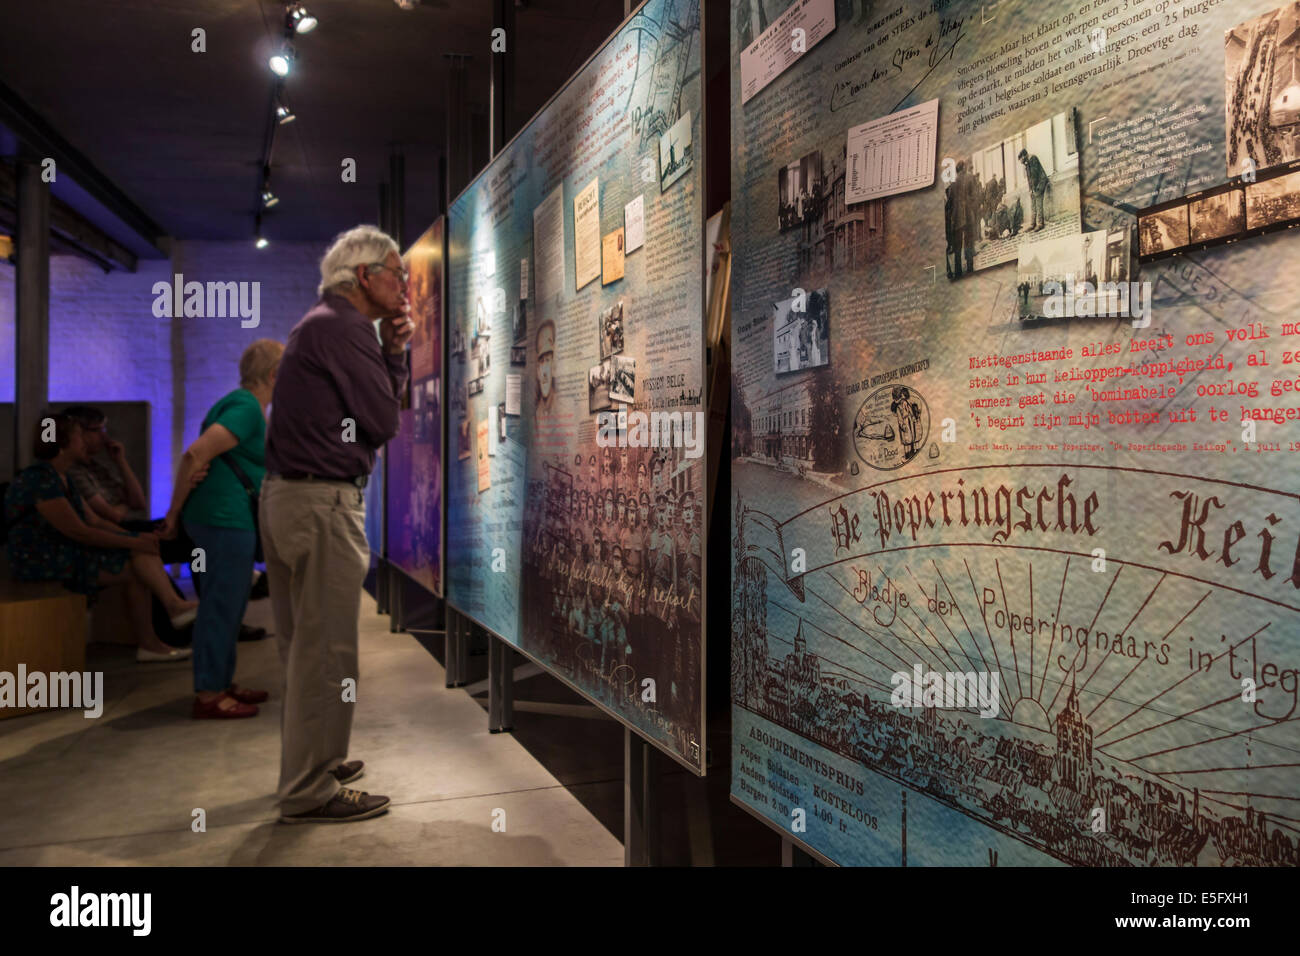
[161,339,283,719]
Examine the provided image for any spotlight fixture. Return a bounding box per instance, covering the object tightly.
[275,102,296,124]
[269,43,295,76]
[286,3,318,33]
[256,235,270,249]
[261,188,279,209]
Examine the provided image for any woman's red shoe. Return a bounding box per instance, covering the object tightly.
[228,685,269,704]
[193,693,259,719]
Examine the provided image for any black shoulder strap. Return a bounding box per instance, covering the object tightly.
[220,453,257,495]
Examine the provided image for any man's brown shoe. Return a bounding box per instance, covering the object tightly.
[330,760,364,784]
[279,788,390,824]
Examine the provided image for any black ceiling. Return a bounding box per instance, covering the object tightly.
[0,0,628,251]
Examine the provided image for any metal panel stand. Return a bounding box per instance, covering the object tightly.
[487,635,514,733]
[445,608,468,688]
[389,567,403,633]
[624,728,661,867]
[782,839,818,867]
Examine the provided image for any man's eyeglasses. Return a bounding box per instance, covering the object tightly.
[367,262,409,283]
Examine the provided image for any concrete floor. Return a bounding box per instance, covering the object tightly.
[0,590,624,866]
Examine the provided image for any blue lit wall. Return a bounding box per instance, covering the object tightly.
[1,241,324,516]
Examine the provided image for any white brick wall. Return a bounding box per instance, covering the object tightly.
[169,240,322,466]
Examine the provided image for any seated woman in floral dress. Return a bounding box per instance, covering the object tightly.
[4,412,197,662]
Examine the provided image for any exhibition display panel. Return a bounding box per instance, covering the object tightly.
[446,0,708,771]
[729,0,1299,865]
[388,219,446,597]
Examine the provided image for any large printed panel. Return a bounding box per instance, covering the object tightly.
[730,0,1299,865]
[447,193,527,642]
[448,0,707,770]
[388,220,445,597]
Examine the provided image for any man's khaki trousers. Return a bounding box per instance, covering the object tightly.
[260,475,369,815]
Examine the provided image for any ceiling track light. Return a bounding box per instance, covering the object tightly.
[275,101,296,124]
[254,215,269,249]
[286,3,318,34]
[260,165,279,209]
[269,42,295,77]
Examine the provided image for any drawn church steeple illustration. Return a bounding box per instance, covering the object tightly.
[1053,673,1093,796]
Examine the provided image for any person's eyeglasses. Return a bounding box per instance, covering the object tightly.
[368,262,409,283]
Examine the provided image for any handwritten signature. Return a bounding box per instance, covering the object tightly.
[829,20,967,114]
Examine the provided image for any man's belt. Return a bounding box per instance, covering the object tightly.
[273,471,368,489]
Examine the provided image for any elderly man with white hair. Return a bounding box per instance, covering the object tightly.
[262,224,413,824]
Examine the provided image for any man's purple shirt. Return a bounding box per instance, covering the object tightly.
[265,292,408,479]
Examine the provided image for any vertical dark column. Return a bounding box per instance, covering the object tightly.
[388,150,406,250]
[490,0,517,156]
[376,179,391,614]
[14,159,50,471]
[444,54,472,206]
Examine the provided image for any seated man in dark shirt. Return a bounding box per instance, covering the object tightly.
[263,225,411,824]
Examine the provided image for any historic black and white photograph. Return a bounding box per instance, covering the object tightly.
[1225,3,1300,177]
[610,354,636,404]
[457,417,472,460]
[1139,205,1190,256]
[598,300,625,359]
[778,149,823,231]
[1016,229,1132,319]
[588,358,613,412]
[779,136,887,282]
[946,109,1081,278]
[772,288,830,374]
[1190,188,1246,243]
[512,297,527,343]
[659,109,693,191]
[1247,168,1300,228]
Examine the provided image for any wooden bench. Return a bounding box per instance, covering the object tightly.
[0,578,87,719]
[89,584,137,645]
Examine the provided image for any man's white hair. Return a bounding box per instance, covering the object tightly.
[318,225,400,297]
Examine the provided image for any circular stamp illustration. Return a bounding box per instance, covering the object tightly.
[852,384,930,471]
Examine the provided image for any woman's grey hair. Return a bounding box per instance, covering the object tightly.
[317,225,400,297]
[239,338,284,387]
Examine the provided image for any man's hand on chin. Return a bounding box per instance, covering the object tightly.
[380,307,415,355]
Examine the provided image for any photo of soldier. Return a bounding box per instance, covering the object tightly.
[948,109,1081,277]
[1018,148,1049,232]
[534,319,557,425]
[651,454,666,496]
[646,491,678,625]
[676,488,701,622]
